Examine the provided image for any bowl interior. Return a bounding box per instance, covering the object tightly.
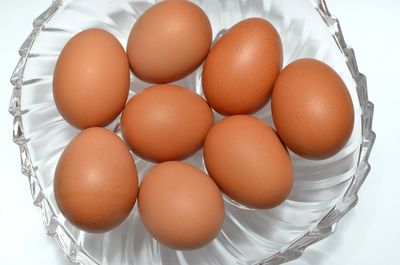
[18,0,362,264]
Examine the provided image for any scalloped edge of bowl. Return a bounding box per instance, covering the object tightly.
[9,0,375,264]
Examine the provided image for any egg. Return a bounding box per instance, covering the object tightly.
[127,0,212,83]
[54,127,138,233]
[271,58,354,159]
[53,29,130,129]
[203,115,292,209]
[121,84,213,162]
[202,18,282,115]
[138,161,224,250]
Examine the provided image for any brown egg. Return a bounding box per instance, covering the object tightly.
[121,84,213,162]
[53,29,130,129]
[203,115,292,209]
[127,0,212,83]
[202,18,282,115]
[138,161,224,250]
[54,127,138,233]
[271,58,354,160]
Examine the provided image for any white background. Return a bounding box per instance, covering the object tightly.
[0,0,399,264]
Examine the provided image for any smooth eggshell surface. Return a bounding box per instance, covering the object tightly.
[204,115,293,209]
[54,127,138,233]
[53,29,130,129]
[121,84,214,162]
[202,18,282,115]
[138,161,224,250]
[127,0,212,83]
[271,58,354,160]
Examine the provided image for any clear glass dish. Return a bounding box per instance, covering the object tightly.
[9,0,375,264]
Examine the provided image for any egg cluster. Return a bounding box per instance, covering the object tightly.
[52,0,354,250]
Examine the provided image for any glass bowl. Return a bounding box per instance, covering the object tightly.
[9,0,375,264]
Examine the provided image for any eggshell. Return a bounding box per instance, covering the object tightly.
[203,115,292,209]
[121,84,214,162]
[271,58,355,159]
[202,18,282,115]
[53,29,130,129]
[138,161,224,250]
[54,127,138,233]
[127,0,212,83]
